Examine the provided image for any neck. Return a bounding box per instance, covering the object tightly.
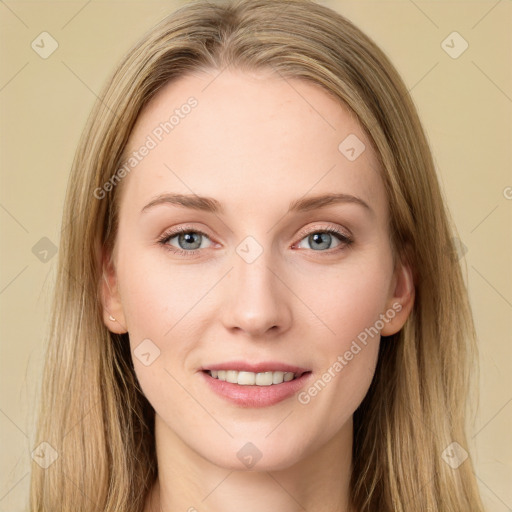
[146,414,354,512]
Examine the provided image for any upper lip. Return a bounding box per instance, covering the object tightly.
[200,361,311,377]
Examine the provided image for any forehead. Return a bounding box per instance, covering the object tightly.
[119,69,386,219]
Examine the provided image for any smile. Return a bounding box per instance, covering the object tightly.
[200,365,313,408]
[206,369,304,385]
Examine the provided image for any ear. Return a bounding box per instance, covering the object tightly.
[380,253,415,337]
[100,247,128,334]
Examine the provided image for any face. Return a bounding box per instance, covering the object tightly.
[102,68,413,471]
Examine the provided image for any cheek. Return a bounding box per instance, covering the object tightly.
[116,248,217,392]
[117,249,211,337]
[296,250,393,347]
[117,254,204,410]
[290,250,391,416]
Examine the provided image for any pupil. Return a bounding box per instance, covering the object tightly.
[181,232,200,249]
[311,232,330,250]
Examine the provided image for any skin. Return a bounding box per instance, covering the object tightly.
[101,68,414,512]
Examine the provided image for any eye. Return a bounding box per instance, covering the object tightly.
[158,226,214,256]
[294,227,353,252]
[157,225,353,257]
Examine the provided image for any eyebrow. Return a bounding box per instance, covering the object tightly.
[141,192,372,215]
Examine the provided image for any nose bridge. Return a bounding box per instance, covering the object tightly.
[221,238,291,337]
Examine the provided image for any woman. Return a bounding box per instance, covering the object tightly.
[29,0,486,510]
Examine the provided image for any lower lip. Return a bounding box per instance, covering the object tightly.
[200,371,313,408]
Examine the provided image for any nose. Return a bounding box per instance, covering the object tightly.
[220,248,292,338]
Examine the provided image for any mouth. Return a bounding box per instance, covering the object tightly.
[203,369,310,385]
[199,362,313,407]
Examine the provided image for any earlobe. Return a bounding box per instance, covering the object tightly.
[100,252,128,334]
[380,258,415,337]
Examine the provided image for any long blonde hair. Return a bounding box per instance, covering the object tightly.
[30,1,485,510]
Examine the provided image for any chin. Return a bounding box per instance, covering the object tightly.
[196,433,310,472]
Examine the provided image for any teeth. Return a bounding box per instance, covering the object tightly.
[272,371,284,384]
[255,371,273,386]
[238,371,256,385]
[208,370,297,385]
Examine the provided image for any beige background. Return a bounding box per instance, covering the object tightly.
[0,1,510,510]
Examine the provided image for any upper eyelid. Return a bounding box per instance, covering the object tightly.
[159,225,211,241]
[298,224,351,238]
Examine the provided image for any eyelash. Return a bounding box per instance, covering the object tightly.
[157,225,353,257]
